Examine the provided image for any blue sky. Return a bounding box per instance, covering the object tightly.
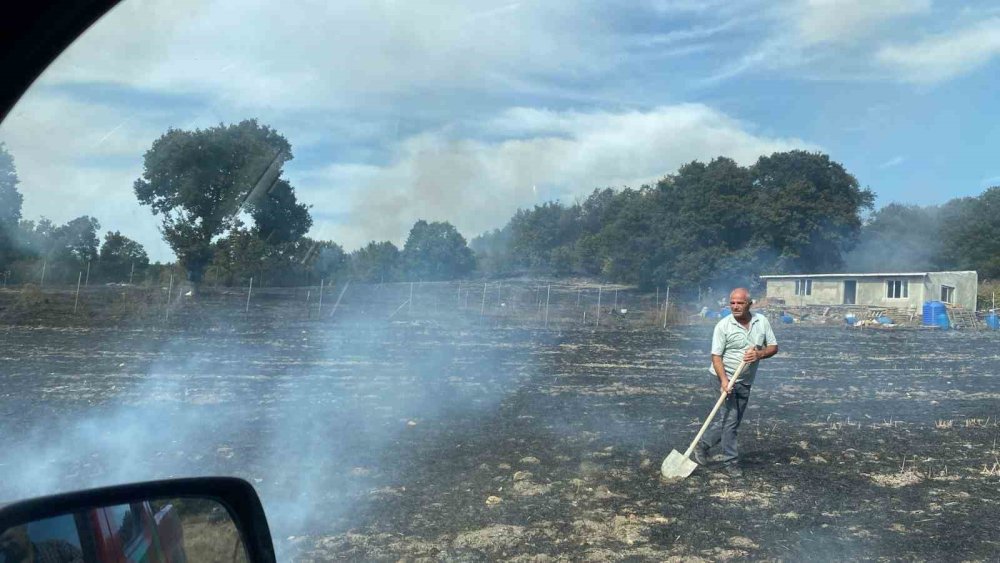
[2,0,1000,261]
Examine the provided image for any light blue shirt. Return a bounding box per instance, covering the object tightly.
[708,312,777,386]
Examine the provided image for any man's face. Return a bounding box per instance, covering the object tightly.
[729,291,751,317]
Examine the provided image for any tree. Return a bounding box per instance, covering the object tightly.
[54,216,101,263]
[309,240,348,281]
[508,202,581,270]
[133,120,312,289]
[938,187,1000,278]
[351,241,400,283]
[209,222,268,286]
[470,227,517,277]
[749,151,874,273]
[99,231,149,282]
[0,143,23,268]
[402,220,476,281]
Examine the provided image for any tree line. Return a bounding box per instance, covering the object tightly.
[3,119,999,293]
[473,152,878,292]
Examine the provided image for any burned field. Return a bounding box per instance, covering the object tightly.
[2,284,999,561]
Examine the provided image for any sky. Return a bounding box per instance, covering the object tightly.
[2,0,1000,261]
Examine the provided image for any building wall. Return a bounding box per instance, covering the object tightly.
[765,276,925,309]
[764,279,844,306]
[926,271,978,310]
[856,277,923,309]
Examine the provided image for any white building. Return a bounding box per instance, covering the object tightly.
[760,271,978,311]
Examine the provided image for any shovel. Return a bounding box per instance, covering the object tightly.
[660,359,750,481]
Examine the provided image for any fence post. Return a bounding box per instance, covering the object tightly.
[85,260,91,286]
[409,282,414,316]
[245,276,253,313]
[663,285,670,329]
[318,279,325,317]
[481,282,487,318]
[544,284,551,329]
[596,285,602,327]
[73,272,82,313]
[166,274,173,322]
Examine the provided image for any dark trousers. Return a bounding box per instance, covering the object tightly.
[699,376,752,463]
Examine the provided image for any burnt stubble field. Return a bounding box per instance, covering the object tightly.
[2,283,999,561]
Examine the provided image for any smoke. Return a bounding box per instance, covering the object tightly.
[0,283,533,557]
[328,105,814,250]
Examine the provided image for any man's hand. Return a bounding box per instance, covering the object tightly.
[743,347,760,363]
[719,376,731,395]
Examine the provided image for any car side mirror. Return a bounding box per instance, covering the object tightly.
[0,477,275,563]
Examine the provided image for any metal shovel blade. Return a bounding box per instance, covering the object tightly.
[660,449,698,480]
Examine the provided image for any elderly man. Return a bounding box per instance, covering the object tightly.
[694,288,778,477]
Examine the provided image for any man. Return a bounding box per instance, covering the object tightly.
[694,288,778,477]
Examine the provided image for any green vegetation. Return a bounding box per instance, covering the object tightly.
[3,131,999,292]
[473,151,876,291]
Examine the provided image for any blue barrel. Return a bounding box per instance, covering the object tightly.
[721,307,732,317]
[923,301,946,326]
[876,315,893,325]
[986,313,1000,330]
[781,313,794,324]
[936,312,950,330]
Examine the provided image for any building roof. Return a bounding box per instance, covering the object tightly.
[759,271,976,279]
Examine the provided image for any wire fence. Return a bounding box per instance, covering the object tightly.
[0,279,687,330]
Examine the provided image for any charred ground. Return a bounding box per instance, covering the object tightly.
[1,283,998,561]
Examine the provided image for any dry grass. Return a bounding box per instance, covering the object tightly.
[980,458,1000,477]
[964,417,992,428]
[935,419,954,429]
[181,517,248,562]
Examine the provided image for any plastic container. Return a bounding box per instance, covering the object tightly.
[935,312,950,330]
[876,316,893,325]
[923,301,945,326]
[844,313,857,326]
[781,314,794,324]
[721,307,732,317]
[986,312,999,330]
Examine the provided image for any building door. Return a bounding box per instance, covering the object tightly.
[843,280,857,305]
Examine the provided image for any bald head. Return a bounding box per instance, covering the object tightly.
[729,288,752,321]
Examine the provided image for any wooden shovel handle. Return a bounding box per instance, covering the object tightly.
[682,360,749,458]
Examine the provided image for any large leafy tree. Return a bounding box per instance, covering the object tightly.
[0,143,23,268]
[133,120,312,288]
[99,230,150,282]
[749,150,875,273]
[350,241,400,283]
[938,187,1000,278]
[402,220,476,281]
[508,202,581,270]
[54,216,101,263]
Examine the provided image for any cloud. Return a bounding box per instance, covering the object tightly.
[794,0,931,45]
[39,0,620,112]
[0,89,175,260]
[320,104,816,249]
[877,17,1000,82]
[880,155,906,168]
[704,0,932,82]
